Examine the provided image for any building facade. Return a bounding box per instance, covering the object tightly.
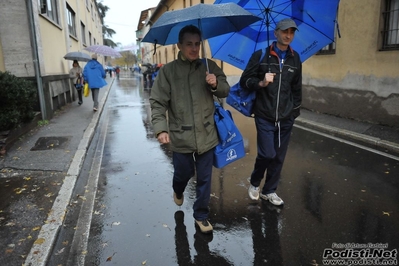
[139,0,399,128]
[0,0,103,120]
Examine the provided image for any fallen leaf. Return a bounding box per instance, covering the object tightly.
[55,247,65,255]
[79,196,87,201]
[112,222,121,226]
[44,193,54,198]
[162,223,171,231]
[34,238,45,245]
[5,249,13,254]
[32,226,41,231]
[361,190,366,192]
[23,177,31,181]
[382,211,392,216]
[62,240,69,245]
[81,250,88,255]
[5,222,16,226]
[142,260,147,265]
[106,252,117,261]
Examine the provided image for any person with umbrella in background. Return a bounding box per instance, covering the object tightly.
[240,18,302,206]
[149,25,230,234]
[69,60,83,105]
[83,54,107,112]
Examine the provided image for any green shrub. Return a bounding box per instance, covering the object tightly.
[0,71,38,131]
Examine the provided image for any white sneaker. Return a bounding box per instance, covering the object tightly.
[260,192,284,206]
[248,185,260,200]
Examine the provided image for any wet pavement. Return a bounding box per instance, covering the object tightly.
[1,71,398,266]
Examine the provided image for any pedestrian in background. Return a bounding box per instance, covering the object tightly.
[69,60,83,105]
[149,25,230,234]
[83,54,107,112]
[240,18,302,206]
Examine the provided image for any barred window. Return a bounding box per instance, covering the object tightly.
[317,10,339,55]
[382,0,399,50]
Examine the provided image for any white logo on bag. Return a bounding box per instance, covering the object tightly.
[226,132,236,143]
[226,149,238,161]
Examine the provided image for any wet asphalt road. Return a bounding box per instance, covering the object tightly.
[47,72,399,266]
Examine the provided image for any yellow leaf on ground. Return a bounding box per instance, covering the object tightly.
[32,226,41,231]
[34,238,45,245]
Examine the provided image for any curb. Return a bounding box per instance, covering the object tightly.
[23,79,114,266]
[295,117,399,156]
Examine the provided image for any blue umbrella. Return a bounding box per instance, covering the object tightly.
[208,0,341,69]
[141,3,261,45]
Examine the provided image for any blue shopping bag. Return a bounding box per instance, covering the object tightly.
[213,101,245,168]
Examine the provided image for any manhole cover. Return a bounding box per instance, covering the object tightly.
[31,136,71,151]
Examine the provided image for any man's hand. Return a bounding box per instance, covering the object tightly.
[206,72,217,88]
[157,132,170,144]
[259,72,276,87]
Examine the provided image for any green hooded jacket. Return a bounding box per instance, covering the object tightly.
[150,52,230,154]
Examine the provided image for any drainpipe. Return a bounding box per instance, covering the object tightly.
[26,0,47,120]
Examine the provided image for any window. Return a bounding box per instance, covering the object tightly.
[81,22,86,44]
[317,10,339,55]
[382,0,399,50]
[89,32,92,46]
[91,3,94,20]
[94,38,96,45]
[40,0,60,24]
[66,5,76,37]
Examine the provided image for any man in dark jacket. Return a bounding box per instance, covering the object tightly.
[240,18,302,206]
[150,25,230,234]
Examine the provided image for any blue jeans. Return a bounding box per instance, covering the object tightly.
[173,148,214,221]
[250,116,294,195]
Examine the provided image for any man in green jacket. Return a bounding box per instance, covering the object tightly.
[150,25,230,234]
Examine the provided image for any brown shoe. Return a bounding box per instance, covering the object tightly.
[195,219,213,234]
[173,192,184,206]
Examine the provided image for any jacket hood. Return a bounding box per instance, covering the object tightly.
[89,59,101,69]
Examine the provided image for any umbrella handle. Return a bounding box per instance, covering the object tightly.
[153,40,158,55]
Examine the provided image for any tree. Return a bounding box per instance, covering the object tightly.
[112,51,137,68]
[96,1,117,48]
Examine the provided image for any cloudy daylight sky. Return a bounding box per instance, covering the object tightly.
[101,0,160,46]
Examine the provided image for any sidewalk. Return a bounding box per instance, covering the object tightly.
[0,76,114,266]
[1,76,398,265]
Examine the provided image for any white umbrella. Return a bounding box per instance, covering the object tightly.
[84,45,122,58]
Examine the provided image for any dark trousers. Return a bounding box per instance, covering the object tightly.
[75,85,83,103]
[172,148,214,221]
[250,116,294,195]
[91,88,99,108]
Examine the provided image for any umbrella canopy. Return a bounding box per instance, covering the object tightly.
[141,2,261,45]
[208,0,341,69]
[63,51,91,62]
[84,45,122,58]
